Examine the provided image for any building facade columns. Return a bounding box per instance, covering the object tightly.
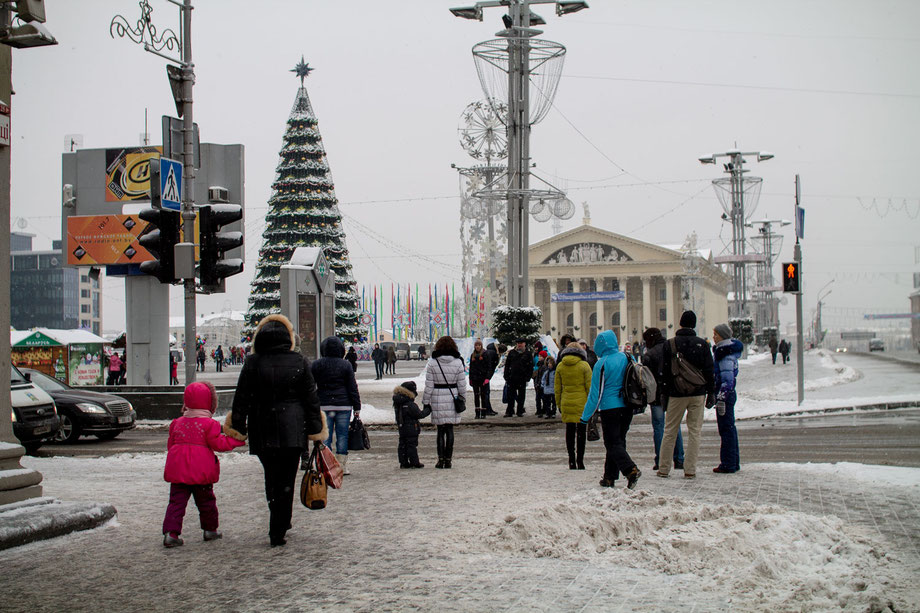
[664,275,675,331]
[618,276,628,343]
[549,279,558,335]
[572,278,582,334]
[642,276,652,333]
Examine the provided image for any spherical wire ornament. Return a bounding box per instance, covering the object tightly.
[553,198,576,220]
[459,99,509,161]
[531,199,553,223]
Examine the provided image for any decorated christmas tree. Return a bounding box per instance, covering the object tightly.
[242,58,365,343]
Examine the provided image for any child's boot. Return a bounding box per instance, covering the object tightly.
[203,530,222,541]
[163,532,184,548]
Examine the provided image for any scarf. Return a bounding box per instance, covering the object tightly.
[182,408,213,419]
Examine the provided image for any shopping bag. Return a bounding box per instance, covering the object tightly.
[348,415,371,451]
[300,446,327,509]
[315,442,344,489]
[586,413,601,441]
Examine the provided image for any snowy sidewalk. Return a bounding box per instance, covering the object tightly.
[5,437,919,612]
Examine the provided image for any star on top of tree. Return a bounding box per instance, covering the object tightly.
[291,56,314,86]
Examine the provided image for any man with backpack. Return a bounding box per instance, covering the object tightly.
[656,310,714,479]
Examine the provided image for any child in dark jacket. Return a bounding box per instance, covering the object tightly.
[393,381,430,469]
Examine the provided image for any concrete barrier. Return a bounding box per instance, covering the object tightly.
[83,385,236,420]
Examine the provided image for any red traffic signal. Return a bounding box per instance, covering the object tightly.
[782,261,801,293]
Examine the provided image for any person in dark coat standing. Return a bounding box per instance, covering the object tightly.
[371,343,385,379]
[768,336,779,365]
[345,346,358,373]
[386,345,398,375]
[642,327,684,472]
[778,338,790,364]
[310,336,362,475]
[231,314,325,547]
[503,338,533,417]
[214,345,224,373]
[393,381,430,468]
[657,311,714,480]
[468,339,492,419]
[482,342,500,416]
[578,339,598,369]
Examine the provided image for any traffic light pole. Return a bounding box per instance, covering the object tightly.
[180,0,197,385]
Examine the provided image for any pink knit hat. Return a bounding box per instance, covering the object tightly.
[183,381,217,413]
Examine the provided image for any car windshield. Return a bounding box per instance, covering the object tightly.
[10,366,28,386]
[25,370,69,392]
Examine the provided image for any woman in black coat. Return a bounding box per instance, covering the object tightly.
[345,346,358,372]
[468,339,492,419]
[310,336,362,475]
[231,314,326,547]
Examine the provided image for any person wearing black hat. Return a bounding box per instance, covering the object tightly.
[503,338,533,417]
[393,380,430,469]
[657,310,714,479]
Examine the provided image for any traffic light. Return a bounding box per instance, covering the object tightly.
[782,261,801,293]
[138,208,181,284]
[198,204,243,291]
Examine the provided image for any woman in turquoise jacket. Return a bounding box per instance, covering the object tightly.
[580,329,641,489]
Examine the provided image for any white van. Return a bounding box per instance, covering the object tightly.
[10,365,60,454]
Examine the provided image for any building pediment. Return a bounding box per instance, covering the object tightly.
[531,224,683,267]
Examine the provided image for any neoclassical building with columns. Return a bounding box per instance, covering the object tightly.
[528,224,730,347]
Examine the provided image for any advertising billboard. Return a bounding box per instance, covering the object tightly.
[66,214,154,266]
[104,146,162,202]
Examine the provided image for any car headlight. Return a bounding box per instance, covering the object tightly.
[76,402,107,414]
[11,410,16,423]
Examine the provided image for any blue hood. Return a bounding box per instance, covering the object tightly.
[593,330,620,357]
[714,338,744,361]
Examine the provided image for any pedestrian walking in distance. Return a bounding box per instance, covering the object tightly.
[712,323,743,474]
[554,342,591,469]
[386,344,398,375]
[162,381,247,548]
[372,343,385,379]
[231,314,326,547]
[778,338,791,365]
[768,335,779,365]
[345,345,358,373]
[657,311,715,480]
[422,335,466,469]
[579,330,641,489]
[394,381,430,468]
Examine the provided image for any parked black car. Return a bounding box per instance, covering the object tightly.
[21,368,137,444]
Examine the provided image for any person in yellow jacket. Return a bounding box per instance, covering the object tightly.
[554,341,592,469]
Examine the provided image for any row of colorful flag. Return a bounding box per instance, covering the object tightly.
[358,283,490,342]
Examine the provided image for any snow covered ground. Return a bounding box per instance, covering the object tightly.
[9,452,920,612]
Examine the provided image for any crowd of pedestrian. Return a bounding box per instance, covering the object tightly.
[160,309,746,550]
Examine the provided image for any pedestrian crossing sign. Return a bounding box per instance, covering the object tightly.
[160,157,183,211]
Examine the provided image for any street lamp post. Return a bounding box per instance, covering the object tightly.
[815,280,834,347]
[700,149,773,319]
[451,0,586,307]
[111,0,197,384]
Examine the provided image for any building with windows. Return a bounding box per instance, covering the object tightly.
[10,232,102,334]
[528,224,730,347]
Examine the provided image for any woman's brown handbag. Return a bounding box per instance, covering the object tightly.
[300,445,327,510]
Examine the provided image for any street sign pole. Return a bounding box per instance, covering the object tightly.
[180,0,197,385]
[794,174,804,405]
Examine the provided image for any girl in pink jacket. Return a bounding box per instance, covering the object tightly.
[162,381,246,548]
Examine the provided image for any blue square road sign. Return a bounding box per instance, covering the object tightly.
[160,157,183,211]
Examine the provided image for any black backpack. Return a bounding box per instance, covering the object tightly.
[621,354,657,414]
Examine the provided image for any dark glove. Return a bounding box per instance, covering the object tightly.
[705,393,716,409]
[424,404,432,412]
[579,418,589,425]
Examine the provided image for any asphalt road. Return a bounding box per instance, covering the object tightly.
[34,407,920,468]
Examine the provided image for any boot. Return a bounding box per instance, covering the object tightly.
[336,453,350,476]
[474,409,482,419]
[626,467,642,490]
[203,530,222,541]
[444,426,454,467]
[436,427,445,468]
[163,533,184,548]
[576,423,586,470]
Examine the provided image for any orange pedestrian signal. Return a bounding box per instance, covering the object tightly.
[782,262,800,293]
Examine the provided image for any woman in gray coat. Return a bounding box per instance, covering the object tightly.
[422,336,467,469]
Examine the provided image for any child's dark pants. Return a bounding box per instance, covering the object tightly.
[162,483,218,535]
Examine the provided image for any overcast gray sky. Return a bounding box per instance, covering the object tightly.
[9,0,920,333]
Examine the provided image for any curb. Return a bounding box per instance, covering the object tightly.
[744,400,920,421]
[0,497,117,551]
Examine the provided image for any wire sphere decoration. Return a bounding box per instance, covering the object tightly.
[459,99,508,161]
[531,199,553,223]
[553,198,576,220]
[473,37,566,126]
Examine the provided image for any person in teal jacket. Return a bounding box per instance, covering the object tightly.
[579,329,641,489]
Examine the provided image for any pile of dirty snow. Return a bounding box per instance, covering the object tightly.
[466,489,909,611]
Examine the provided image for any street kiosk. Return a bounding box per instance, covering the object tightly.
[280,247,336,361]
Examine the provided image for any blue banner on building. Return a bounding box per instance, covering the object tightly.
[551,291,625,303]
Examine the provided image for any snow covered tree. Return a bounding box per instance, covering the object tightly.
[491,305,542,345]
[243,59,365,343]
